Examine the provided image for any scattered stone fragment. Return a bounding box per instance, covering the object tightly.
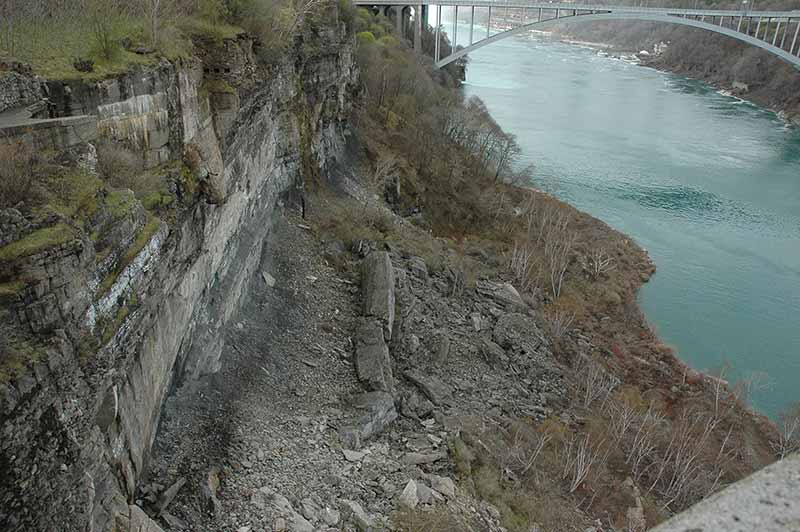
[342,449,366,462]
[470,312,484,332]
[160,511,184,529]
[480,338,509,365]
[340,500,374,531]
[402,451,447,465]
[434,333,451,363]
[399,480,419,508]
[430,475,456,498]
[320,506,340,526]
[299,498,320,523]
[262,271,276,287]
[416,481,441,504]
[340,391,398,449]
[407,334,420,353]
[156,477,186,515]
[270,492,314,532]
[201,466,222,515]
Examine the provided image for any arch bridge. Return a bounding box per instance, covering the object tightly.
[353,0,800,70]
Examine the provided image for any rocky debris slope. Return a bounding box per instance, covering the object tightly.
[142,176,590,531]
[146,210,507,531]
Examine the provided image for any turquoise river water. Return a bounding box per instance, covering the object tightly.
[448,23,800,417]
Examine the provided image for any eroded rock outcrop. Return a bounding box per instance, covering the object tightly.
[0,28,357,532]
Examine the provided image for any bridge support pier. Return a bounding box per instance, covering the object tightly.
[394,5,403,37]
[415,3,422,51]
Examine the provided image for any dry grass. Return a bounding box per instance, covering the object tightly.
[0,143,39,209]
[393,507,465,532]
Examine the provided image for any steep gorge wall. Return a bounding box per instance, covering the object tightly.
[0,28,356,532]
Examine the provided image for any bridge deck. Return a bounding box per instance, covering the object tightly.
[355,0,798,18]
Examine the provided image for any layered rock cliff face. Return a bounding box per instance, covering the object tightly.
[0,26,356,532]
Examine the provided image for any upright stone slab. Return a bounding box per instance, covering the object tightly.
[355,319,394,393]
[361,251,395,339]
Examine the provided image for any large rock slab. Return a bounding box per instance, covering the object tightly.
[477,280,526,309]
[340,391,398,449]
[355,320,394,393]
[651,453,800,532]
[114,505,165,532]
[404,370,451,406]
[493,312,546,356]
[361,251,395,339]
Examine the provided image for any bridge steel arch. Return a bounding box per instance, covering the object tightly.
[436,12,800,69]
[353,1,800,71]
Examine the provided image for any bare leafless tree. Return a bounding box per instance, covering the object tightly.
[587,248,616,279]
[561,433,608,493]
[647,410,721,510]
[546,309,576,339]
[138,0,164,48]
[772,402,800,460]
[579,358,618,409]
[626,405,665,485]
[543,212,575,299]
[501,424,552,479]
[607,398,640,444]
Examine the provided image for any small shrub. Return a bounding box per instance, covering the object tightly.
[357,30,375,44]
[0,143,37,208]
[72,57,95,72]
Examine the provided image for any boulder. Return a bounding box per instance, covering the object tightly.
[115,505,165,532]
[400,391,434,419]
[201,467,222,515]
[354,320,394,393]
[480,338,509,365]
[321,506,341,526]
[340,392,398,449]
[398,480,419,509]
[415,482,442,504]
[340,500,374,531]
[252,489,314,532]
[261,271,276,287]
[155,477,186,515]
[404,371,451,406]
[342,449,366,462]
[477,281,526,309]
[361,251,395,339]
[493,312,546,356]
[429,475,456,498]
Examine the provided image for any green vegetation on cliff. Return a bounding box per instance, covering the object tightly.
[0,0,329,79]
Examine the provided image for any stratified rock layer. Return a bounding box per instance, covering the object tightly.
[0,30,356,532]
